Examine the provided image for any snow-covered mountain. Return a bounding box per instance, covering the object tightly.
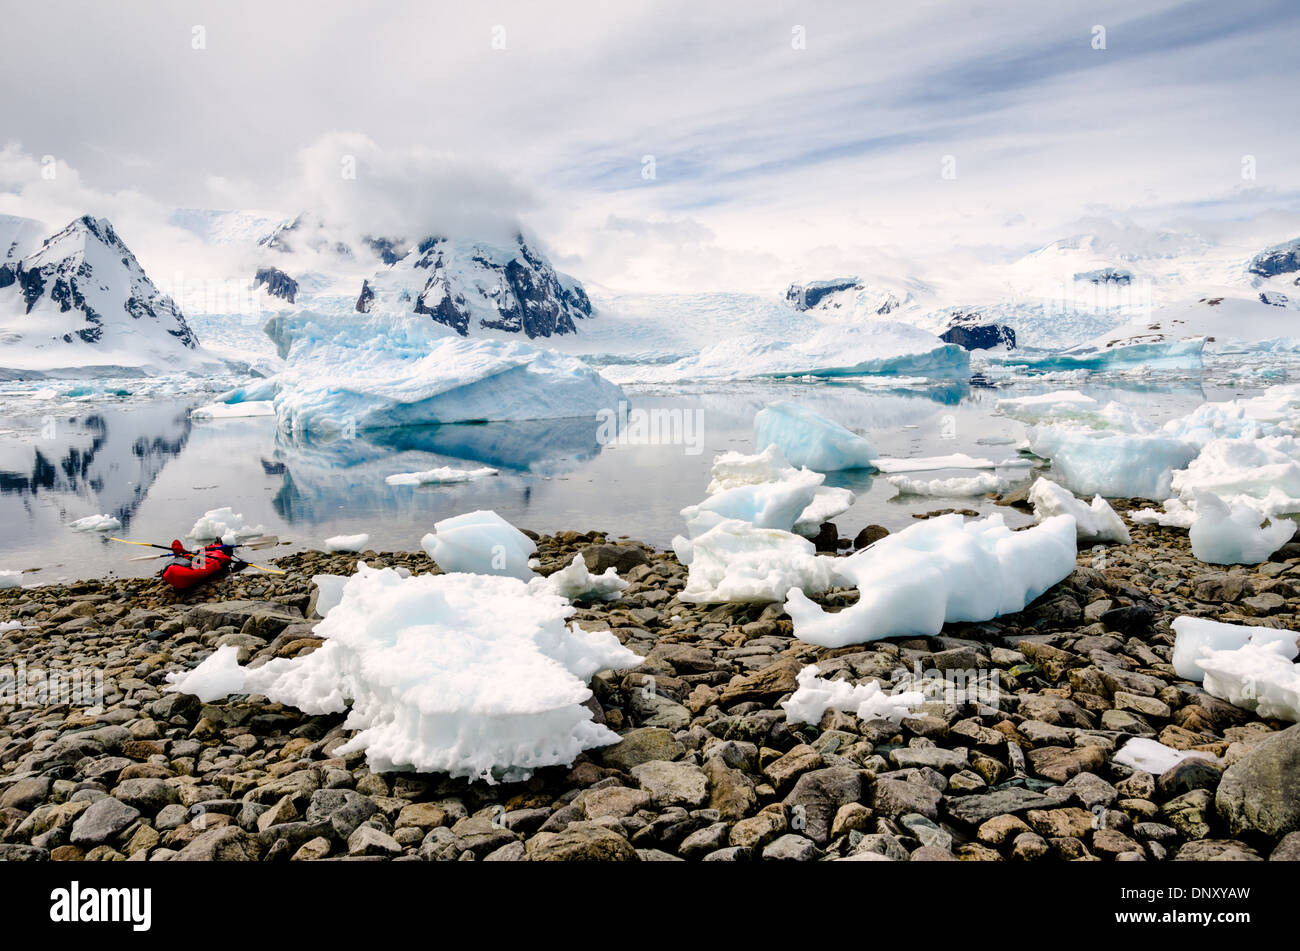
[357,234,592,338]
[0,216,215,378]
[242,213,593,340]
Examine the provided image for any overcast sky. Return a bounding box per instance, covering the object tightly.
[2,0,1298,291]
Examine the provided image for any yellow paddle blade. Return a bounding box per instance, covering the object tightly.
[244,562,286,575]
[109,537,161,548]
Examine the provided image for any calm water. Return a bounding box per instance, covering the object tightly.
[0,376,1239,584]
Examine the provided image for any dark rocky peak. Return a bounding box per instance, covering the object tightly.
[940,311,1016,351]
[254,267,299,304]
[785,278,862,311]
[1249,239,1300,278]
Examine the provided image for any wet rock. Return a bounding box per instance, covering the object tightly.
[600,728,684,771]
[1216,724,1300,837]
[526,822,638,861]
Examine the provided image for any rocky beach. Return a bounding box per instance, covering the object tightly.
[1,501,1297,864]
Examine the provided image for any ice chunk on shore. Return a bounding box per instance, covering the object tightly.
[188,506,265,543]
[267,312,624,436]
[681,469,822,538]
[1171,616,1298,682]
[888,472,1007,497]
[1130,498,1197,528]
[1113,737,1219,775]
[190,400,276,419]
[782,665,924,726]
[311,574,349,618]
[1187,491,1294,564]
[0,571,23,589]
[1198,639,1300,722]
[1029,477,1130,544]
[753,401,876,471]
[872,453,996,473]
[532,553,628,602]
[1170,436,1300,515]
[166,564,643,779]
[420,509,537,580]
[793,485,855,535]
[385,466,499,486]
[1027,427,1197,499]
[325,533,371,553]
[679,519,838,603]
[784,513,1078,647]
[68,514,122,533]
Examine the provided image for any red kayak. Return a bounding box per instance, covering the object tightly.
[160,540,235,590]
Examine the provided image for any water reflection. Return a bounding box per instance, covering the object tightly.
[0,403,192,544]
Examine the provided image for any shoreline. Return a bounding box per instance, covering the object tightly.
[1,503,1297,862]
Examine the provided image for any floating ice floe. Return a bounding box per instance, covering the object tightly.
[678,519,838,603]
[1187,491,1295,564]
[887,471,1007,497]
[324,533,371,553]
[607,321,969,383]
[1028,477,1130,545]
[1112,737,1219,775]
[384,466,499,486]
[190,400,276,419]
[68,514,122,533]
[530,554,628,602]
[784,512,1078,647]
[1162,383,1300,447]
[1129,498,1198,528]
[753,401,876,471]
[1027,427,1197,499]
[871,453,997,473]
[188,506,266,543]
[782,665,924,726]
[1198,639,1300,722]
[165,563,643,779]
[420,509,536,580]
[706,445,797,493]
[995,390,1098,422]
[1170,616,1298,682]
[263,312,625,436]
